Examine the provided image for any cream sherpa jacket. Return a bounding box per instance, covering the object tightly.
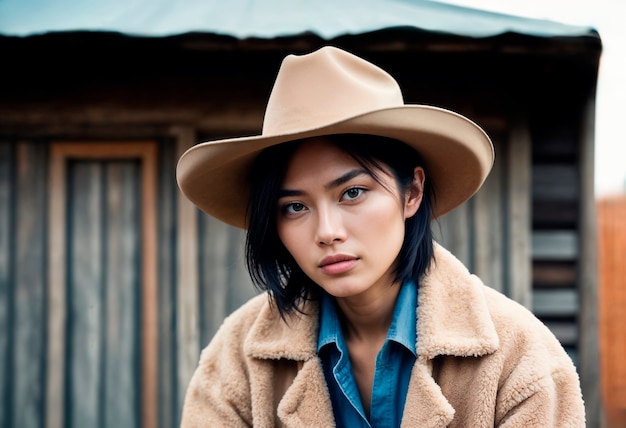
[181,244,585,427]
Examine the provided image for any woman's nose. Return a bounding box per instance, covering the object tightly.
[315,205,347,246]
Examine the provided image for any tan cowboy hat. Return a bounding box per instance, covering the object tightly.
[177,45,494,229]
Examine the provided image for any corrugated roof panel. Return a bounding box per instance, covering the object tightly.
[0,0,596,39]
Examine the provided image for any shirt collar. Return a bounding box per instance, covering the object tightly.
[317,291,342,351]
[316,281,418,356]
[388,280,417,355]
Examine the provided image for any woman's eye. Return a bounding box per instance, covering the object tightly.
[284,202,306,214]
[342,187,364,201]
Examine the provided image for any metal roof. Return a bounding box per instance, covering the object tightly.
[0,0,597,39]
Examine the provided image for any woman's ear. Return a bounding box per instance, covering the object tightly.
[404,166,425,219]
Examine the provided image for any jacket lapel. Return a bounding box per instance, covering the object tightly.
[417,243,500,360]
[399,243,500,426]
[401,360,455,427]
[245,297,335,427]
[245,296,319,361]
[277,358,335,427]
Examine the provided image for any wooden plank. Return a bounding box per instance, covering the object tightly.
[139,144,159,428]
[473,135,503,293]
[226,226,257,313]
[532,262,577,288]
[0,103,266,137]
[175,128,200,421]
[507,120,531,308]
[104,162,139,427]
[47,144,68,428]
[13,142,46,428]
[197,196,255,353]
[532,289,578,317]
[532,164,579,201]
[157,141,176,428]
[0,143,13,428]
[532,231,578,261]
[67,162,103,428]
[435,200,471,269]
[532,200,578,228]
[531,129,578,159]
[578,96,601,428]
[199,215,230,345]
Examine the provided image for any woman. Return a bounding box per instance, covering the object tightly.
[177,46,585,427]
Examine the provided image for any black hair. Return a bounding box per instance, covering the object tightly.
[245,134,435,318]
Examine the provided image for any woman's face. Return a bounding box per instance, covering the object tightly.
[276,137,424,300]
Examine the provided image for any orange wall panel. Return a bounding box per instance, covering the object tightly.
[598,196,626,427]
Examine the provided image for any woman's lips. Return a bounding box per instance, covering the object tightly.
[319,254,359,275]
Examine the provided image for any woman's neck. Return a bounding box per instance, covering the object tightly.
[335,281,402,342]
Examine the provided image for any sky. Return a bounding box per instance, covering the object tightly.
[438,0,626,197]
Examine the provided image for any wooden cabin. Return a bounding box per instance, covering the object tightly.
[0,3,602,427]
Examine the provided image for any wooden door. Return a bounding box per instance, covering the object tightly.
[47,143,157,428]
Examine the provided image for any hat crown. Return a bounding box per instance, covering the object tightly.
[262,46,404,135]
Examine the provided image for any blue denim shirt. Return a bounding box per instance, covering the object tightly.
[317,281,417,427]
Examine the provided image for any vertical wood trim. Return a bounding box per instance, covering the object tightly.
[0,143,12,428]
[47,142,159,428]
[157,142,176,428]
[14,142,47,428]
[140,144,158,428]
[507,120,531,308]
[47,145,68,428]
[578,95,600,427]
[174,128,200,419]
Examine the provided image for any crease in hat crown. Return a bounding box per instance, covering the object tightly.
[262,46,404,136]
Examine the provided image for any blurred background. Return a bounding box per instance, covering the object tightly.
[0,1,623,427]
[442,0,625,197]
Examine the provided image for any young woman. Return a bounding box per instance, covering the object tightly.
[177,46,585,427]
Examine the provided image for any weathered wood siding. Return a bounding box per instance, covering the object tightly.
[524,91,600,423]
[0,138,254,428]
[1,142,48,428]
[0,142,160,428]
[437,127,531,305]
[0,132,533,428]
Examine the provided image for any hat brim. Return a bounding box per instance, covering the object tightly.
[176,104,494,229]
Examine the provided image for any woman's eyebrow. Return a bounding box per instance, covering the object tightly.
[278,169,368,199]
[278,189,303,198]
[324,169,368,190]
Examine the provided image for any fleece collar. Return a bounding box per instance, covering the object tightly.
[244,242,499,361]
